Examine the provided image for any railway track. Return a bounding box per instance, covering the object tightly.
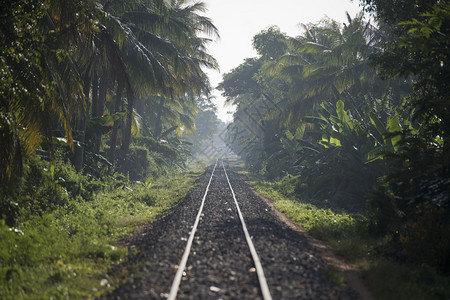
[110,159,357,299]
[168,159,272,300]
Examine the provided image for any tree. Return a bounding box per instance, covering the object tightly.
[1,0,220,178]
[108,0,218,161]
[273,14,398,120]
[252,26,288,61]
[0,0,86,180]
[360,0,450,271]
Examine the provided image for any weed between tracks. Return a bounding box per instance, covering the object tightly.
[248,178,450,300]
[0,160,202,299]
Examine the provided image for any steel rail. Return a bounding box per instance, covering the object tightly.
[221,160,273,300]
[167,159,218,300]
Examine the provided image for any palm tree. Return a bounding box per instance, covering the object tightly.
[0,0,90,179]
[1,0,220,178]
[274,13,385,123]
[109,0,219,159]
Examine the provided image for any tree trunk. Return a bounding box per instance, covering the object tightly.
[93,72,107,153]
[91,71,99,119]
[108,79,123,162]
[74,71,90,172]
[121,84,134,159]
[154,97,165,139]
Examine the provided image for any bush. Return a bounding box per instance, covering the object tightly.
[400,206,450,273]
[52,155,104,201]
[0,174,24,226]
[0,153,107,226]
[121,146,165,181]
[368,137,450,272]
[10,155,69,221]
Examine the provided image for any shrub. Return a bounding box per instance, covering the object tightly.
[122,146,151,181]
[0,153,107,226]
[13,155,69,220]
[121,146,167,181]
[400,205,450,273]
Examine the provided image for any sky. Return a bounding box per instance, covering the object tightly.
[201,0,364,122]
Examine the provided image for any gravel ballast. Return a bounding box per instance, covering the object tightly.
[109,161,357,299]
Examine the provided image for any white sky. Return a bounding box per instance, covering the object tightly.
[202,0,364,122]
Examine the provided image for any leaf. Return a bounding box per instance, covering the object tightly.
[387,116,402,151]
[330,136,342,146]
[331,85,341,100]
[145,176,153,188]
[294,123,306,140]
[365,146,386,163]
[285,130,294,141]
[160,126,178,139]
[88,111,126,128]
[369,112,387,140]
[336,100,353,130]
[50,165,55,181]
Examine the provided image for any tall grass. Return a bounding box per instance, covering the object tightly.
[0,156,199,299]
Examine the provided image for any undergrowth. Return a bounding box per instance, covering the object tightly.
[0,154,200,299]
[250,180,371,267]
[249,176,450,300]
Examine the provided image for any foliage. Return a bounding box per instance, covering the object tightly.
[291,96,408,212]
[0,153,104,226]
[183,96,221,156]
[0,153,198,299]
[250,176,450,298]
[359,0,450,273]
[134,136,178,162]
[222,0,450,280]
[0,0,83,179]
[399,206,450,272]
[0,0,219,180]
[222,13,408,180]
[364,261,450,300]
[121,146,153,181]
[120,145,175,181]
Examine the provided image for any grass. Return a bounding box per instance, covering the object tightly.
[0,164,200,299]
[251,180,372,267]
[249,177,450,300]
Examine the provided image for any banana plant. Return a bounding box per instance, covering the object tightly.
[292,97,407,211]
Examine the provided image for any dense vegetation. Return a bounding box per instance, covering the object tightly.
[0,0,220,298]
[0,154,203,298]
[0,0,221,220]
[1,0,450,298]
[221,0,450,293]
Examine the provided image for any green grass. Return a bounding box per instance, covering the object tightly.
[0,167,199,299]
[249,177,450,300]
[251,180,371,267]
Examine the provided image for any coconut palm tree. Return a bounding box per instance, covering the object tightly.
[74,0,219,167]
[1,0,219,177]
[110,0,219,160]
[0,0,93,179]
[274,13,386,123]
